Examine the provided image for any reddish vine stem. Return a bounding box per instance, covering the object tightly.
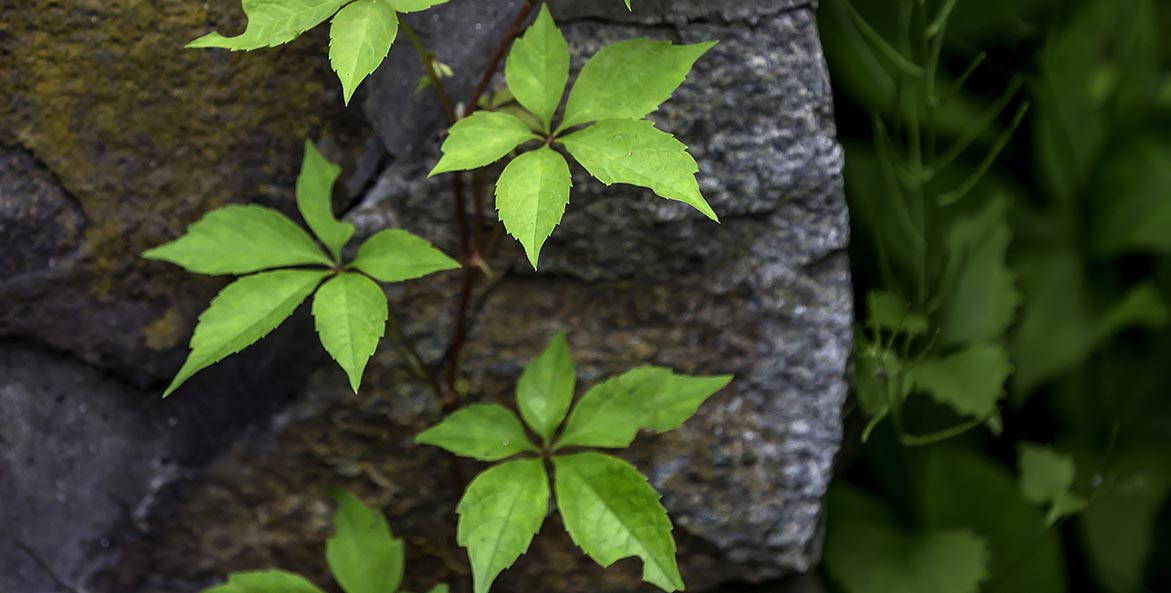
[442,0,543,407]
[466,0,545,116]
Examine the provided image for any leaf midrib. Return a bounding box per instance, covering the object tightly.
[559,458,675,583]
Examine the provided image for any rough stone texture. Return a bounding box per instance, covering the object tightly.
[0,0,366,385]
[89,1,852,592]
[0,332,325,593]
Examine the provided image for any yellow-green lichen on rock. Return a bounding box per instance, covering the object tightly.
[0,0,365,383]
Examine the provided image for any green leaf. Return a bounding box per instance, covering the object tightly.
[326,490,404,593]
[824,486,989,593]
[556,367,731,450]
[165,270,329,397]
[1092,137,1171,255]
[312,273,389,393]
[553,452,683,592]
[866,290,928,336]
[389,0,449,12]
[922,448,1068,593]
[516,331,575,445]
[423,586,449,593]
[187,0,350,51]
[559,39,716,131]
[457,459,549,593]
[297,141,354,260]
[1033,0,1156,204]
[1012,249,1168,397]
[1018,443,1076,505]
[430,112,542,175]
[909,343,1010,419]
[330,0,400,106]
[937,197,1019,345]
[494,146,572,269]
[416,404,538,461]
[559,119,717,221]
[625,0,632,9]
[351,229,460,283]
[144,205,332,275]
[504,5,569,131]
[199,570,325,593]
[1081,445,1171,593]
[1018,443,1086,525]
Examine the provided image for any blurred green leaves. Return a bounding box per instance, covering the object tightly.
[824,0,1171,591]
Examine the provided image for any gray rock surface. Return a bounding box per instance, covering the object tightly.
[92,1,850,591]
[0,344,171,593]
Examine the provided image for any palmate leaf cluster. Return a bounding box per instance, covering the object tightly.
[431,6,718,268]
[188,0,636,106]
[145,141,459,397]
[201,490,448,593]
[416,332,732,593]
[188,0,452,104]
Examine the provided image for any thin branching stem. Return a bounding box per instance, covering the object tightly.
[443,0,543,414]
[401,20,457,124]
[467,0,545,116]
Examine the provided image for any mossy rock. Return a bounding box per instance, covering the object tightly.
[0,0,367,385]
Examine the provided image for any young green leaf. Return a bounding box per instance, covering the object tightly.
[200,569,326,593]
[555,367,732,450]
[909,343,1011,420]
[431,111,542,175]
[327,490,405,593]
[1018,443,1087,525]
[330,0,400,106]
[624,0,632,9]
[164,270,329,397]
[1018,443,1076,506]
[1093,138,1171,256]
[504,5,569,132]
[559,119,717,221]
[937,198,1019,346]
[144,205,332,275]
[516,331,575,445]
[416,404,538,461]
[312,273,389,393]
[390,0,450,12]
[457,459,550,593]
[553,453,684,592]
[351,229,460,282]
[297,141,355,260]
[559,39,717,131]
[494,146,572,269]
[187,0,350,51]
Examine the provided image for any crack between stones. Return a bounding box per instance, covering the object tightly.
[0,138,90,226]
[15,541,81,593]
[0,337,151,401]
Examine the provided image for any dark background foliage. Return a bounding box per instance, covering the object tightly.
[818,0,1171,591]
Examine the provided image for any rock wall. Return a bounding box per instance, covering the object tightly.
[0,1,850,592]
